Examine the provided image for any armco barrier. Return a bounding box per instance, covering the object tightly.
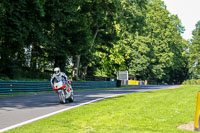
[0,81,117,95]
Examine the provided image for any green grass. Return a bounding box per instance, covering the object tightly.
[5,85,200,133]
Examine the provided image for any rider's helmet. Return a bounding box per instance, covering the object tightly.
[54,67,61,76]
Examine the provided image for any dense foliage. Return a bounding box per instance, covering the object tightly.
[188,21,200,79]
[182,79,200,85]
[0,0,190,84]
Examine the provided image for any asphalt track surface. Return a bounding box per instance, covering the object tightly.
[0,85,181,132]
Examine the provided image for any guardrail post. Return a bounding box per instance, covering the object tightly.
[10,84,13,94]
[194,92,200,131]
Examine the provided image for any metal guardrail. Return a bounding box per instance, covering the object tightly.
[0,81,117,95]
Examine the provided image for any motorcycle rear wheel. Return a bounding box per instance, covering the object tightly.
[68,92,74,102]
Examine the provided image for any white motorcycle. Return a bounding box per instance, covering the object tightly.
[53,81,74,104]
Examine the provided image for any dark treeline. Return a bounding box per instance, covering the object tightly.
[0,0,198,84]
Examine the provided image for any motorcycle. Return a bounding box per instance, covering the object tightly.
[53,80,74,104]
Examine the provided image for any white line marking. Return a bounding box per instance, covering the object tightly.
[0,93,124,133]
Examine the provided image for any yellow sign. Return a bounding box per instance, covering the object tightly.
[128,80,139,85]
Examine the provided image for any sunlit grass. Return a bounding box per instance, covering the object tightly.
[6,85,200,133]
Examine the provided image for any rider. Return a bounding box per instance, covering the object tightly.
[50,67,71,89]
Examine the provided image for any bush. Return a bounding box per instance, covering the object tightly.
[0,74,10,80]
[182,79,200,85]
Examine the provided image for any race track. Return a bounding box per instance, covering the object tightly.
[0,85,181,132]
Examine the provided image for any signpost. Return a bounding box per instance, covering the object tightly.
[117,71,128,80]
[117,71,128,85]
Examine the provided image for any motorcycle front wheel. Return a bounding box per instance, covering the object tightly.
[58,89,66,104]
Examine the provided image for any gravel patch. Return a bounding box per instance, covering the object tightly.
[177,121,195,131]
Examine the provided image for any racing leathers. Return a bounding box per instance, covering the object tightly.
[50,72,71,89]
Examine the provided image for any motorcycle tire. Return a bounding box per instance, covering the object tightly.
[58,90,66,104]
[68,92,74,102]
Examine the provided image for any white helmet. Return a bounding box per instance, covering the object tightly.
[54,67,60,76]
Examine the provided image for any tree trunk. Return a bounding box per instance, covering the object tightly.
[82,66,88,80]
[82,27,99,78]
[72,55,81,80]
[90,27,99,49]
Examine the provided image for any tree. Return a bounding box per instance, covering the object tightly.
[127,0,188,84]
[88,0,147,78]
[0,0,46,78]
[189,20,200,79]
[0,0,189,83]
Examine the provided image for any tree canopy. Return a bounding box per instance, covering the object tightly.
[0,0,190,84]
[188,21,200,79]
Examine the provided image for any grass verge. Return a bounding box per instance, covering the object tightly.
[5,85,200,133]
